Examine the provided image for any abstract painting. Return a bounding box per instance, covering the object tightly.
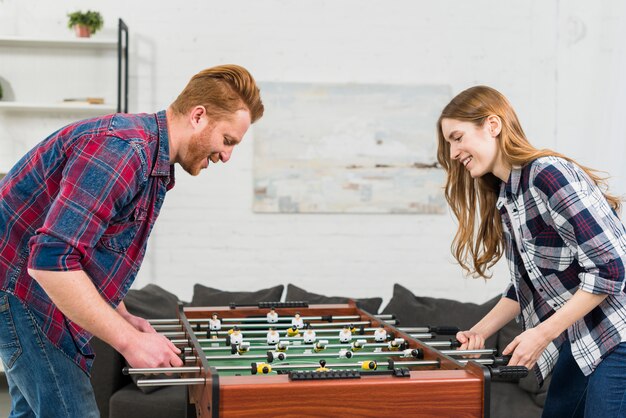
[253,82,450,214]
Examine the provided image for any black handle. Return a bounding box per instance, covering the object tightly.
[490,366,529,381]
[492,355,512,366]
[429,326,460,335]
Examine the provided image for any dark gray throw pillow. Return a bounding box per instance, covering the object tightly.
[124,283,182,319]
[190,284,284,307]
[381,283,500,348]
[285,283,382,315]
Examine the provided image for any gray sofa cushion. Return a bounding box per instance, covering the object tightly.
[285,283,382,314]
[381,283,500,348]
[491,381,543,418]
[109,383,188,418]
[190,284,284,306]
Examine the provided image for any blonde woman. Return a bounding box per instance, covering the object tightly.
[437,86,626,417]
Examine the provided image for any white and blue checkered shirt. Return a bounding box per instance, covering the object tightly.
[497,156,626,383]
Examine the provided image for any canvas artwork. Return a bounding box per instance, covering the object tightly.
[253,82,451,214]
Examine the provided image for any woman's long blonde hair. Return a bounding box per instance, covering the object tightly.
[436,86,621,278]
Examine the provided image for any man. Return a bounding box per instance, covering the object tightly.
[0,64,264,417]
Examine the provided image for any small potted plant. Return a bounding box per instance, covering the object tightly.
[67,10,104,38]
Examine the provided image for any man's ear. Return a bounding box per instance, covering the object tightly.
[486,115,502,137]
[189,106,207,129]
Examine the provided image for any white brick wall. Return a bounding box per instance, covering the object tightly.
[2,0,625,307]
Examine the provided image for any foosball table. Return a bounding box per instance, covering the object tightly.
[124,301,527,417]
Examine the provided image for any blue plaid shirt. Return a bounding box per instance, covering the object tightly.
[497,156,626,383]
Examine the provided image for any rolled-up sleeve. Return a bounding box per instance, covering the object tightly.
[503,282,518,301]
[532,160,626,295]
[29,135,145,271]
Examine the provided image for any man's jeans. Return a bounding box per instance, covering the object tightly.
[0,291,99,418]
[542,338,626,418]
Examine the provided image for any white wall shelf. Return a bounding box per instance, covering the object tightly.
[0,36,117,49]
[0,101,116,113]
[0,19,128,113]
[0,20,128,172]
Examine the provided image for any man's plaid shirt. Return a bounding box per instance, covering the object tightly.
[497,156,626,384]
[0,111,174,372]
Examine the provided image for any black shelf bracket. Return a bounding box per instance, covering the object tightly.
[117,19,129,113]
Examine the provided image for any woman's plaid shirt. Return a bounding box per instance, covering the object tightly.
[497,156,626,384]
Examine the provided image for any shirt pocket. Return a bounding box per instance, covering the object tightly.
[99,206,147,253]
[521,227,573,272]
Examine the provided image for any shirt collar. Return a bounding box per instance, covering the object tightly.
[152,110,172,177]
[496,165,523,209]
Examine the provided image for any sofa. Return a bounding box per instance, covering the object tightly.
[90,283,548,418]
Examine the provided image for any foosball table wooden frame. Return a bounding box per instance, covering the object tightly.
[138,301,515,418]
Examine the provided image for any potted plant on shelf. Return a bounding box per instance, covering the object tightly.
[67,10,104,38]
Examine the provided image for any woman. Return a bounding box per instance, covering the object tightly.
[436,86,626,417]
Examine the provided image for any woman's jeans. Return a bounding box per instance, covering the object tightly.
[0,291,99,418]
[542,338,626,418]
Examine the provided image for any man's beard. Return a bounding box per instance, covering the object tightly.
[182,133,209,176]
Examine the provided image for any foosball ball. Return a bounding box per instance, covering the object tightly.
[124,301,528,417]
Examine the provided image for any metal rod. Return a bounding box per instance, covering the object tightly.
[185,349,420,363]
[398,327,430,333]
[170,333,433,345]
[215,359,440,372]
[458,358,500,366]
[441,349,497,356]
[158,324,400,334]
[222,315,366,323]
[195,341,391,352]
[149,314,395,325]
[162,327,412,338]
[194,340,415,354]
[137,378,205,387]
[426,341,457,348]
[125,366,201,375]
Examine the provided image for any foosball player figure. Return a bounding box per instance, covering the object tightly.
[338,349,353,359]
[209,313,221,331]
[339,325,352,343]
[276,341,290,352]
[302,323,316,344]
[237,341,251,355]
[266,327,280,345]
[313,340,328,353]
[361,361,377,371]
[286,325,300,337]
[388,338,405,351]
[252,362,272,375]
[291,312,304,329]
[266,306,279,323]
[402,348,421,358]
[351,339,367,351]
[349,323,357,334]
[229,326,244,346]
[374,325,387,342]
[316,359,330,372]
